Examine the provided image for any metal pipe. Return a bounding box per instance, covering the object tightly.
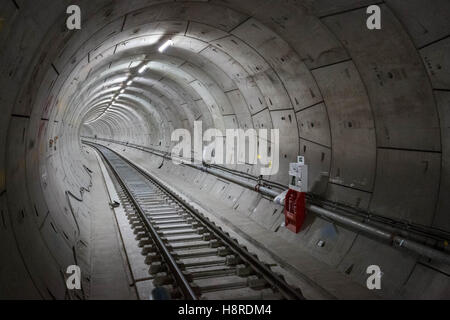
[93,141,304,300]
[83,139,450,265]
[307,204,450,265]
[392,237,450,265]
[183,161,450,265]
[175,163,450,265]
[306,204,392,241]
[187,163,281,198]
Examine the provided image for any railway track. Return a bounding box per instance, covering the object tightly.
[88,142,304,300]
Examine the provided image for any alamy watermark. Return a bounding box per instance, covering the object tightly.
[65,4,379,31]
[66,265,81,290]
[66,5,81,30]
[171,121,279,176]
[366,265,382,290]
[367,5,381,30]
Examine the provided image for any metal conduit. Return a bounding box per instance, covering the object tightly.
[83,139,450,265]
[307,205,450,265]
[184,163,450,265]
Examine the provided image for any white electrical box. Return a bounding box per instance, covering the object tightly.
[289,156,308,192]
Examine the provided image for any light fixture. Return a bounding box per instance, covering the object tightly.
[158,39,173,53]
[138,65,148,74]
[120,89,125,93]
[127,80,133,86]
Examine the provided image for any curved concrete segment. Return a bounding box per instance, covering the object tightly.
[0,0,449,299]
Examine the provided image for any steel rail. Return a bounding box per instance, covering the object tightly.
[94,144,197,300]
[88,141,305,300]
[81,137,450,243]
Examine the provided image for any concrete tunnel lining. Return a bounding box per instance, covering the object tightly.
[0,0,449,299]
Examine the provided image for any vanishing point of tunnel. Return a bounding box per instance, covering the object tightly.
[0,0,449,301]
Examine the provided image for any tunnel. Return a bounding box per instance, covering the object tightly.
[0,0,449,300]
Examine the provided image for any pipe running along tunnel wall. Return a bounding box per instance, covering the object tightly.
[0,0,449,299]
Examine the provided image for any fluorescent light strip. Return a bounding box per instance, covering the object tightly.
[158,39,173,53]
[138,65,148,74]
[127,80,133,86]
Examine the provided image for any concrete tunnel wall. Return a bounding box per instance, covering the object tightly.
[0,0,449,299]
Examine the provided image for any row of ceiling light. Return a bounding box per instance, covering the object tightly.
[84,40,174,125]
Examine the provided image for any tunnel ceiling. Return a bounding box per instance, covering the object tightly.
[15,0,447,224]
[0,0,449,299]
